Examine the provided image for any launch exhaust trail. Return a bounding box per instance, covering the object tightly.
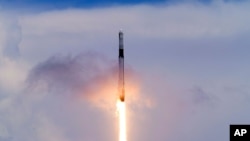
[119,30,125,102]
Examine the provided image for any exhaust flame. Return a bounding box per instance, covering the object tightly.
[117,100,127,141]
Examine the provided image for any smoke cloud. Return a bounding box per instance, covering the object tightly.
[0,51,138,141]
[27,52,119,109]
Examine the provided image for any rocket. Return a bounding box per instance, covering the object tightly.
[118,30,125,102]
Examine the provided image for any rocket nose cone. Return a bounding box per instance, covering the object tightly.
[119,30,124,36]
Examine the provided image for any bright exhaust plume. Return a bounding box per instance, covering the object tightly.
[117,100,127,141]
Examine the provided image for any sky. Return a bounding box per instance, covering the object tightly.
[0,0,250,141]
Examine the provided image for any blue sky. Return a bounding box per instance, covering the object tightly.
[2,0,165,8]
[0,0,190,6]
[0,0,250,141]
[0,0,240,9]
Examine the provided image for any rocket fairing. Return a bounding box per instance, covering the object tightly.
[119,31,125,102]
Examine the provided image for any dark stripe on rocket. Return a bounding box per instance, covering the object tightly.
[119,49,124,58]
